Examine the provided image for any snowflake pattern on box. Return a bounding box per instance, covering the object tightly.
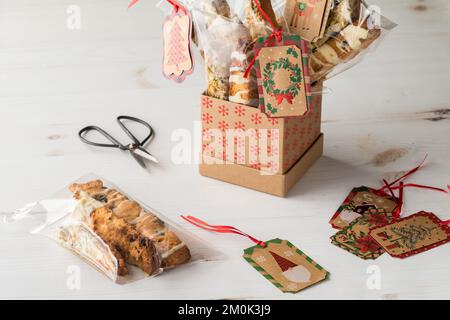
[370,211,450,258]
[200,87,322,175]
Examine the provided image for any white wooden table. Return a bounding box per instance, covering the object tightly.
[0,0,449,300]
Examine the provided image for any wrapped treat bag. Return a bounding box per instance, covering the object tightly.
[158,1,325,196]
[281,0,397,82]
[4,174,220,283]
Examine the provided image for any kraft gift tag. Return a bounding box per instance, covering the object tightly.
[285,0,333,42]
[162,9,194,83]
[330,186,398,229]
[331,211,394,260]
[254,35,311,118]
[370,211,450,258]
[181,216,329,294]
[243,239,329,293]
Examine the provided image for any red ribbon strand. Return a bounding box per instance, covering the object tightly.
[244,0,283,78]
[181,215,266,247]
[129,0,186,14]
[378,156,448,219]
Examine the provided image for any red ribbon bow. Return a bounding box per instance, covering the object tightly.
[275,92,294,104]
[181,215,266,247]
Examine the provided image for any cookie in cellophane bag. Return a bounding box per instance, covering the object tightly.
[4,174,221,284]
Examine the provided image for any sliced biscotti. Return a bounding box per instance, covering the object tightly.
[90,206,160,276]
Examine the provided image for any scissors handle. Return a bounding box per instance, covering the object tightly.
[117,115,154,146]
[78,126,127,150]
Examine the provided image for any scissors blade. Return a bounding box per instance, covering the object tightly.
[133,147,159,164]
[129,150,147,168]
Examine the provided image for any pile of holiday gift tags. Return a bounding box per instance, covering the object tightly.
[329,163,450,259]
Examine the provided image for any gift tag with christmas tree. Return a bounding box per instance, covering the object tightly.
[331,211,394,260]
[369,211,450,258]
[330,186,398,230]
[284,0,333,42]
[181,216,329,293]
[254,34,312,118]
[162,6,194,83]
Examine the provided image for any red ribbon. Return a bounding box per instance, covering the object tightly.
[128,0,187,14]
[181,215,266,247]
[378,156,448,219]
[244,0,283,78]
[439,219,450,226]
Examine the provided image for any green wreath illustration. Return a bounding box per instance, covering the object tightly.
[262,47,303,114]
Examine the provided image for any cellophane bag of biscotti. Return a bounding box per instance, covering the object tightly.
[158,0,292,107]
[3,174,221,284]
[279,0,397,83]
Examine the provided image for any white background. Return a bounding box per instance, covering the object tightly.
[0,0,449,299]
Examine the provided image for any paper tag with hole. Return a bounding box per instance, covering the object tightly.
[284,0,333,42]
[254,35,311,118]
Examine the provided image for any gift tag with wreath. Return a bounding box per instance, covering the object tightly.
[162,7,194,83]
[330,186,398,230]
[284,0,333,42]
[369,211,450,258]
[254,35,311,118]
[181,216,329,293]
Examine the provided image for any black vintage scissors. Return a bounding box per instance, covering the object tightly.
[78,116,158,168]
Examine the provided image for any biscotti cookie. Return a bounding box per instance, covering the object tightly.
[91,206,161,275]
[310,20,380,82]
[228,35,259,106]
[69,180,191,269]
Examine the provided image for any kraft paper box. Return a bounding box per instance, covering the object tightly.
[199,83,323,196]
[201,83,322,175]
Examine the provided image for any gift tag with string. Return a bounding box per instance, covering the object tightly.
[244,0,311,118]
[181,215,329,293]
[331,157,449,259]
[129,0,194,82]
[162,0,194,82]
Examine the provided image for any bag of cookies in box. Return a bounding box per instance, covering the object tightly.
[158,0,315,109]
[280,0,397,82]
[3,174,220,283]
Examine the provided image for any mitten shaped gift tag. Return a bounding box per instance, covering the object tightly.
[369,211,450,258]
[254,35,311,118]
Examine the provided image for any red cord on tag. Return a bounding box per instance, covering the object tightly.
[128,0,187,14]
[244,0,283,78]
[181,215,266,247]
